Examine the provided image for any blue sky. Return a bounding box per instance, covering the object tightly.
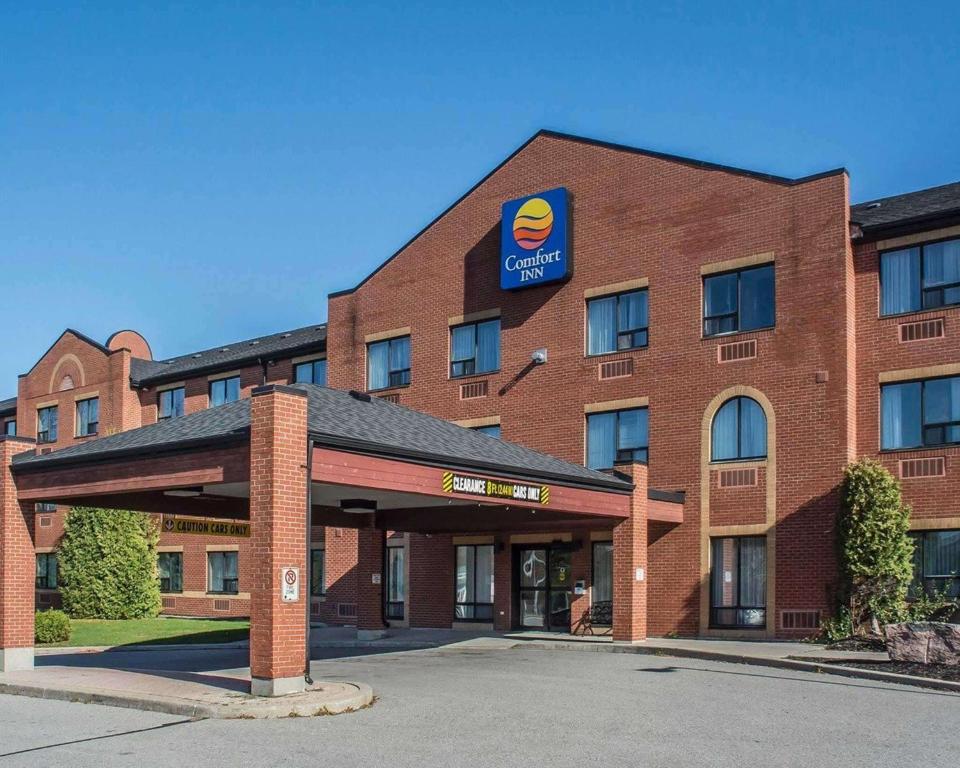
[2,1,958,393]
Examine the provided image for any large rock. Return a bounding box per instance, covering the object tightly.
[884,622,960,665]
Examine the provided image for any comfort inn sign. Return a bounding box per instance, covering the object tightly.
[500,187,570,290]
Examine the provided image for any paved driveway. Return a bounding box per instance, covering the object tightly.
[1,645,957,767]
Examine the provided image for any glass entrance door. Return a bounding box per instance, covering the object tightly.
[517,547,572,631]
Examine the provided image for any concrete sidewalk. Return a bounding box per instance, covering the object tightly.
[0,665,373,719]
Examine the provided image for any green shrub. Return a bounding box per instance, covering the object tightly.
[820,605,853,643]
[907,583,958,622]
[836,458,914,634]
[58,507,162,619]
[35,610,71,644]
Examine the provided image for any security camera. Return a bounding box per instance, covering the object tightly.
[531,348,548,365]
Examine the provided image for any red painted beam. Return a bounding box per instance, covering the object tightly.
[311,447,630,519]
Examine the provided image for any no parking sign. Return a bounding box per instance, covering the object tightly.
[281,567,300,602]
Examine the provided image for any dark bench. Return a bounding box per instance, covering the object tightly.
[572,600,612,636]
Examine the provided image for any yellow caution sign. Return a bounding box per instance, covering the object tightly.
[161,516,251,538]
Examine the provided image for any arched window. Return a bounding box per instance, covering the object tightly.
[711,396,767,461]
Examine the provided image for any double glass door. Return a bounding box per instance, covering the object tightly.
[518,547,573,631]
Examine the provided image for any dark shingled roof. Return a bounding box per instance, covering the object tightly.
[130,324,327,386]
[852,180,960,232]
[0,397,16,416]
[13,385,632,493]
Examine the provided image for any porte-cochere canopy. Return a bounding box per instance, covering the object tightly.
[2,385,676,691]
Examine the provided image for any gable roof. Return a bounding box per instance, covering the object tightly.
[329,128,846,298]
[13,384,632,493]
[130,324,327,386]
[20,328,112,378]
[0,397,16,416]
[851,180,960,236]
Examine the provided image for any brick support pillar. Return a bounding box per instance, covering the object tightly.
[493,538,512,631]
[612,462,648,643]
[248,386,309,696]
[0,437,37,672]
[356,521,386,639]
[569,536,591,634]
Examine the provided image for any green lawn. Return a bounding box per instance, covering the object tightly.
[45,617,250,648]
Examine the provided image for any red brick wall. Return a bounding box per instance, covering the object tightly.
[326,133,853,636]
[315,526,358,625]
[15,327,328,618]
[408,533,454,628]
[853,239,960,520]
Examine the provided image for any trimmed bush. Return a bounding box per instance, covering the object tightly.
[35,610,71,644]
[58,507,162,619]
[838,458,914,634]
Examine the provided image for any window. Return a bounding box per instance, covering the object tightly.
[36,553,58,590]
[295,359,328,386]
[37,406,58,444]
[910,530,960,599]
[75,397,99,437]
[157,552,183,593]
[386,543,405,620]
[367,336,411,390]
[209,377,240,407]
[471,424,501,439]
[881,238,960,316]
[450,319,500,377]
[158,387,185,421]
[592,541,613,607]
[454,544,494,621]
[207,551,239,594]
[310,548,325,596]
[711,396,767,462]
[710,536,766,628]
[703,264,775,336]
[4,420,15,436]
[587,290,649,354]
[35,503,57,512]
[586,408,648,470]
[881,376,960,450]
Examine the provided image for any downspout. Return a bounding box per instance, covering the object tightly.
[259,357,268,386]
[304,436,314,686]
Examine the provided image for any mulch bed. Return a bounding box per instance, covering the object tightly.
[799,657,960,683]
[825,637,887,652]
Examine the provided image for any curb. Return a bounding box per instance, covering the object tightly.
[38,640,441,655]
[0,680,375,719]
[513,640,960,694]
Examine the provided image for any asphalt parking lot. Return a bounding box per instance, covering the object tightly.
[1,645,957,767]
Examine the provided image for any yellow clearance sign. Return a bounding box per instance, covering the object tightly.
[162,516,251,538]
[442,472,550,505]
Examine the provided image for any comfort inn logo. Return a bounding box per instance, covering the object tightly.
[500,187,570,290]
[512,197,554,250]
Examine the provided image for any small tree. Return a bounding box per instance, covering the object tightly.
[58,507,162,619]
[838,458,914,635]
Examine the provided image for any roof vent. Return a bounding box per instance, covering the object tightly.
[192,354,202,359]
[349,390,372,402]
[250,341,260,346]
[865,202,882,209]
[220,347,230,353]
[282,333,291,338]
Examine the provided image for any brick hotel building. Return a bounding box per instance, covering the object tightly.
[3,130,959,642]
